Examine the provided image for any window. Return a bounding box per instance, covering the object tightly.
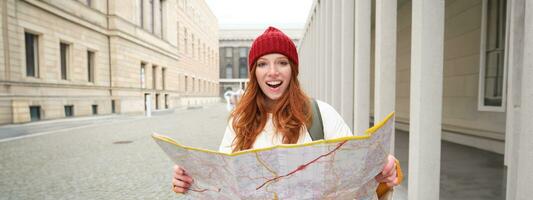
[239,47,247,58]
[152,66,157,89]
[87,51,95,82]
[226,64,233,78]
[141,63,146,88]
[192,77,195,92]
[225,47,232,58]
[192,34,195,57]
[197,39,201,59]
[149,0,154,32]
[25,32,39,77]
[164,94,168,109]
[160,0,164,38]
[155,93,160,109]
[29,106,41,121]
[139,0,144,27]
[239,47,248,78]
[111,100,116,113]
[60,42,69,80]
[202,43,205,62]
[185,75,188,91]
[162,67,166,90]
[92,105,98,115]
[176,22,180,51]
[239,58,247,78]
[184,28,188,54]
[479,0,507,111]
[64,105,74,117]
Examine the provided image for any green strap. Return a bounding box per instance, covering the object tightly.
[308,98,324,141]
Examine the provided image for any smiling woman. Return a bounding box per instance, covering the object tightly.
[172,26,402,198]
[255,54,292,100]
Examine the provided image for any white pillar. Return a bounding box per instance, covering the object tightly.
[312,16,317,97]
[339,0,355,129]
[509,0,533,199]
[375,0,397,152]
[353,0,371,135]
[325,0,333,103]
[331,0,342,110]
[319,1,326,101]
[504,0,525,174]
[408,0,444,199]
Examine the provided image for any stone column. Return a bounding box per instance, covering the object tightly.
[325,0,333,103]
[353,0,371,135]
[509,0,533,199]
[408,0,444,199]
[374,0,397,134]
[331,0,342,110]
[318,1,326,101]
[339,0,355,129]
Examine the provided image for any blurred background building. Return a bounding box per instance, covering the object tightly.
[0,0,219,125]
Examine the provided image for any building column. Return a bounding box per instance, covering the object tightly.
[325,0,333,103]
[331,0,342,110]
[339,0,355,129]
[353,0,371,135]
[318,1,326,101]
[504,4,525,197]
[375,0,397,152]
[408,0,445,200]
[509,0,533,199]
[312,11,318,98]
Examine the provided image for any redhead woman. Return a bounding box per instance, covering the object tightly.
[172,27,402,198]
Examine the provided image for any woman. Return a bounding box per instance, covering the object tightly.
[172,27,401,197]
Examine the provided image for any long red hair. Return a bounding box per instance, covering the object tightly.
[230,61,312,152]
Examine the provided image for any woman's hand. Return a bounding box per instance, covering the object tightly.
[375,155,400,187]
[172,165,194,194]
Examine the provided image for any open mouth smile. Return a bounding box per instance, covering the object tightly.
[266,81,283,89]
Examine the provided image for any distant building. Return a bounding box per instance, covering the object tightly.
[0,0,219,125]
[218,28,301,97]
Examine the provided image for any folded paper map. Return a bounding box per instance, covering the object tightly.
[152,112,394,200]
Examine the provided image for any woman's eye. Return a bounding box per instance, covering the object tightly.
[279,61,289,66]
[257,62,267,67]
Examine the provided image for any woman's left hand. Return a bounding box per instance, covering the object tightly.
[375,154,400,187]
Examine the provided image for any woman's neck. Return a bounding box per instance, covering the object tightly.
[264,98,276,113]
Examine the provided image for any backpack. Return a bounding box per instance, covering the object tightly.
[308,98,324,141]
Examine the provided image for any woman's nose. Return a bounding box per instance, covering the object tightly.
[267,63,279,75]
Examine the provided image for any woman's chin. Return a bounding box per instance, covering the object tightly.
[265,93,282,101]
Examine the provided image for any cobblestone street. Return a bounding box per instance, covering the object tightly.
[0,103,229,199]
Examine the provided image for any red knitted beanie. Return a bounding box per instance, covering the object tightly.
[248,26,299,74]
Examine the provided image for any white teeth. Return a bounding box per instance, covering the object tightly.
[267,81,281,85]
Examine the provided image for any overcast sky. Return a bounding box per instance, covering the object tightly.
[204,0,313,29]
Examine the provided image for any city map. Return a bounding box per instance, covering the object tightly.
[153,112,394,200]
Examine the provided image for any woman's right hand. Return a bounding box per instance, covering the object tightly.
[172,165,194,194]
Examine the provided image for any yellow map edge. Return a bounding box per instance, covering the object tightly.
[152,112,394,157]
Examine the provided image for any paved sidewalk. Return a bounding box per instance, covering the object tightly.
[0,103,505,199]
[0,103,229,199]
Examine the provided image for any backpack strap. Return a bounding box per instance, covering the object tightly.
[308,98,324,141]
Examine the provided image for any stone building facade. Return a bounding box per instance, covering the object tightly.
[0,0,219,125]
[218,28,300,97]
